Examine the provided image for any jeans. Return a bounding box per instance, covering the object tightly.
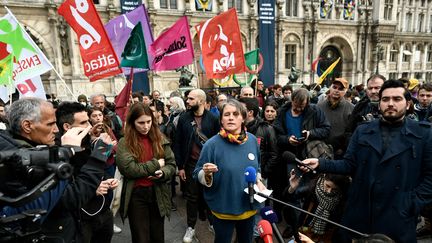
[212,215,255,243]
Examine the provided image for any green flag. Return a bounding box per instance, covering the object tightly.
[121,22,149,69]
[244,49,260,67]
[0,54,13,86]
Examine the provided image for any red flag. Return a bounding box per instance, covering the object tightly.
[195,8,246,79]
[149,16,195,71]
[115,76,133,123]
[311,57,321,72]
[58,0,122,81]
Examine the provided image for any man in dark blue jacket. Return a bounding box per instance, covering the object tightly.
[302,80,432,242]
[174,89,220,242]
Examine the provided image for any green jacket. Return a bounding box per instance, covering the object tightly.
[116,137,176,219]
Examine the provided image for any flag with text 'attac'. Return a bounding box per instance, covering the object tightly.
[0,11,52,83]
[195,8,246,79]
[121,22,149,69]
[149,16,194,72]
[58,0,122,81]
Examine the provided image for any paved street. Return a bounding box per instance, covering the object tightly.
[112,190,215,243]
[111,180,432,243]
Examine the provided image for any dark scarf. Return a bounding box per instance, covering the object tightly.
[327,98,341,110]
[219,127,248,144]
[310,177,341,235]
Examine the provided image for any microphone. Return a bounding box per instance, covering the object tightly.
[244,166,256,204]
[284,151,317,174]
[257,219,273,243]
[260,206,285,243]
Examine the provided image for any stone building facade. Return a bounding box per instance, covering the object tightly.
[2,0,432,99]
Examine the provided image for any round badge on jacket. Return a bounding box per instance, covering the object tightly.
[248,153,255,161]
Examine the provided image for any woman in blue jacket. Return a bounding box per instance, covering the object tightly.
[193,99,266,243]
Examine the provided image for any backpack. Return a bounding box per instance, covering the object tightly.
[303,140,333,159]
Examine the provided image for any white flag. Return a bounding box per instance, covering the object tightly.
[0,10,52,83]
[16,75,46,100]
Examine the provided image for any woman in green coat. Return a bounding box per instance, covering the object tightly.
[116,103,176,243]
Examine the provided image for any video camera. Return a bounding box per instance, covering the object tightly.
[0,145,77,242]
[0,146,76,207]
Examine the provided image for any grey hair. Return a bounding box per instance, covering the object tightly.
[8,98,49,135]
[291,88,310,104]
[89,94,105,104]
[219,99,247,122]
[169,96,186,111]
[240,87,254,96]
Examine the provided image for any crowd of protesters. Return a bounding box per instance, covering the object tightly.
[0,75,432,243]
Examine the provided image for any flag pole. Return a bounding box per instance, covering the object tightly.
[193,60,200,89]
[128,68,134,106]
[4,6,76,100]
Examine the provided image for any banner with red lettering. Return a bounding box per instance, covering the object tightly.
[0,11,53,84]
[58,0,122,81]
[16,75,46,99]
[195,8,246,79]
[149,16,194,71]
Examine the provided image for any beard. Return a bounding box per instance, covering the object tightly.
[381,110,405,123]
[188,103,199,112]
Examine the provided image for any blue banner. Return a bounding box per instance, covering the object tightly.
[258,0,275,87]
[120,0,142,14]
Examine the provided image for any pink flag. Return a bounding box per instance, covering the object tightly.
[149,16,194,71]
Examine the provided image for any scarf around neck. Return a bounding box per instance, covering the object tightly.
[219,127,248,144]
[310,176,342,235]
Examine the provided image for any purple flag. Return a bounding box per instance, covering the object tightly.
[104,4,154,72]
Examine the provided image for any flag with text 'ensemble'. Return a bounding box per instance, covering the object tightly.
[105,4,154,72]
[0,12,52,83]
[58,0,122,81]
[16,75,47,99]
[150,16,194,71]
[195,8,246,79]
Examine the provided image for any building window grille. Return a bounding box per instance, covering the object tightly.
[390,44,398,62]
[286,0,299,17]
[384,0,393,20]
[285,44,296,69]
[228,0,243,13]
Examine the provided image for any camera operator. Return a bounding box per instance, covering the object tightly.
[55,101,118,243]
[0,98,113,242]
